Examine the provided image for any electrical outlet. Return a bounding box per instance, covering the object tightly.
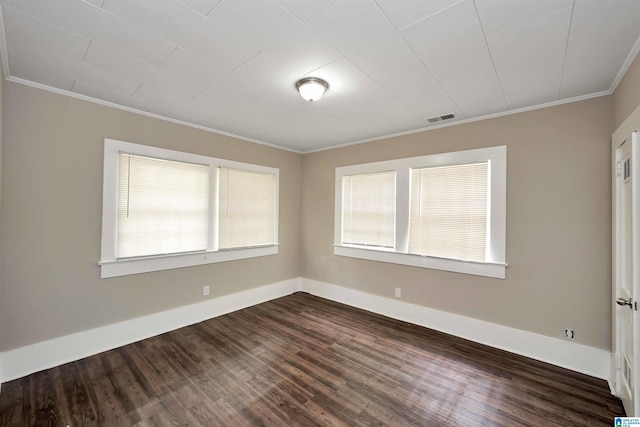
[395,288,401,298]
[564,329,574,340]
[203,285,210,296]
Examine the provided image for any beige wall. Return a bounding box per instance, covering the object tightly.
[0,82,302,351]
[0,61,4,352]
[0,70,626,354]
[613,53,640,130]
[301,96,613,350]
[612,53,640,146]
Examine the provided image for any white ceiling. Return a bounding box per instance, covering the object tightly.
[1,0,639,153]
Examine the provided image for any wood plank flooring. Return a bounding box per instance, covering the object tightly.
[0,292,624,426]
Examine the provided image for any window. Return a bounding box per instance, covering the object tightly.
[218,168,276,249]
[334,146,506,278]
[409,162,488,262]
[100,139,279,278]
[341,171,396,248]
[117,153,209,259]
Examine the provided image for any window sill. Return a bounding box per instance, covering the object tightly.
[334,245,506,279]
[100,245,279,278]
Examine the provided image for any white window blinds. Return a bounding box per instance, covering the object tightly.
[409,162,488,262]
[342,171,396,248]
[117,153,209,259]
[218,168,276,249]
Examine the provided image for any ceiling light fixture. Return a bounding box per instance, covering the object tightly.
[296,77,329,102]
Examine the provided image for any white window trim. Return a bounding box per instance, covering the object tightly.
[334,146,507,279]
[100,139,279,278]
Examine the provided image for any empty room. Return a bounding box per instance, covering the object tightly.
[1,0,640,425]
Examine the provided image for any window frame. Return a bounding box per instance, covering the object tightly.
[100,139,279,278]
[334,146,506,279]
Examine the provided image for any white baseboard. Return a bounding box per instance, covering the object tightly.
[0,278,301,384]
[0,276,611,387]
[300,278,611,380]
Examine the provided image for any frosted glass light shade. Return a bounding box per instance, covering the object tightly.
[296,77,329,102]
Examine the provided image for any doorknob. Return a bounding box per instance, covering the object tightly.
[617,297,633,308]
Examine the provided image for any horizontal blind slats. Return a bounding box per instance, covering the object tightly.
[342,171,395,248]
[218,168,276,249]
[117,153,209,258]
[409,162,488,262]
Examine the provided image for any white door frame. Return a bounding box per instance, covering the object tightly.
[612,131,640,415]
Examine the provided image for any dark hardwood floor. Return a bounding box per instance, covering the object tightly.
[0,292,624,426]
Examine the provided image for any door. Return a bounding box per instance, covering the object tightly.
[614,131,640,415]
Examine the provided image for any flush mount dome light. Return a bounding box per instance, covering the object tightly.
[296,77,329,102]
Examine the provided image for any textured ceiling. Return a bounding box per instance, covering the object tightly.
[1,0,639,152]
